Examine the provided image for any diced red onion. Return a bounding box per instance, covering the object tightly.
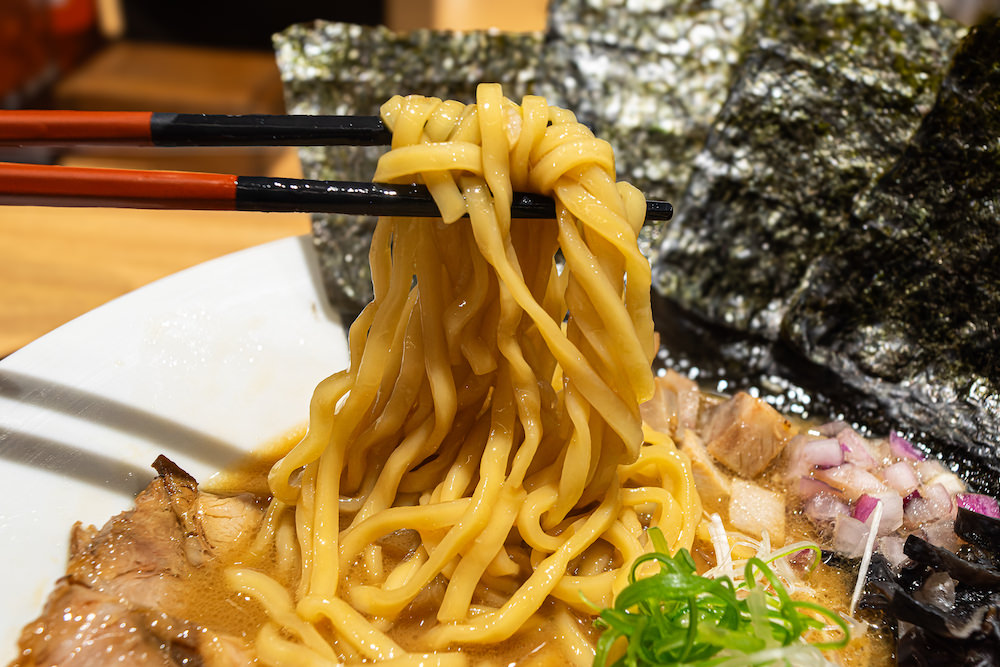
[837,428,877,469]
[881,461,920,495]
[903,489,921,508]
[905,484,954,528]
[889,432,925,461]
[785,434,844,480]
[817,420,850,437]
[877,535,909,571]
[922,483,954,518]
[872,493,904,535]
[905,498,934,528]
[816,465,889,500]
[798,476,843,499]
[803,492,850,525]
[916,459,948,483]
[955,493,1000,519]
[853,494,881,523]
[916,458,944,478]
[832,514,870,558]
[921,520,960,552]
[784,434,816,480]
[801,437,844,469]
[936,473,965,496]
[854,493,903,535]
[915,460,965,495]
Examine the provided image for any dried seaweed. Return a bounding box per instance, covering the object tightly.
[546,0,761,251]
[785,17,1000,491]
[653,0,961,337]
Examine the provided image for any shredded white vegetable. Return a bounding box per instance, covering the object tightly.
[707,512,734,581]
[701,512,861,661]
[849,499,884,616]
[703,513,821,597]
[714,642,835,666]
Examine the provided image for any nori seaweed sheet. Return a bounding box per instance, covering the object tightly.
[786,17,1000,492]
[653,0,961,337]
[545,0,761,252]
[655,8,1000,494]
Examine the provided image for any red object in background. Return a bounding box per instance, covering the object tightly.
[0,0,100,108]
[47,0,101,74]
[49,0,97,34]
[0,0,53,107]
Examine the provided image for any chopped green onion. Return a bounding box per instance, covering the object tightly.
[592,528,849,667]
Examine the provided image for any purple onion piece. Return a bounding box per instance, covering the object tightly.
[816,465,888,500]
[922,483,954,516]
[882,461,920,495]
[832,514,870,558]
[955,493,1000,519]
[854,494,881,523]
[905,485,954,528]
[889,432,925,461]
[798,476,841,499]
[838,428,877,468]
[802,438,844,469]
[804,492,850,525]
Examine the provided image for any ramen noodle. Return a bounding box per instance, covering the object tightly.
[227,83,700,664]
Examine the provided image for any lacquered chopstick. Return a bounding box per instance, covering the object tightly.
[0,162,675,220]
[0,111,392,147]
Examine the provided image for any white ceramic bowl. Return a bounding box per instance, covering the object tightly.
[0,235,349,658]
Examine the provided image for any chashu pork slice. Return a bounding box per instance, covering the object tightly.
[12,456,264,667]
[675,427,732,515]
[703,392,796,479]
[640,370,703,437]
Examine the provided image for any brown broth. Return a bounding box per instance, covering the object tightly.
[190,428,600,664]
[180,425,891,664]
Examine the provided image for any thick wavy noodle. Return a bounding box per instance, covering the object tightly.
[230,84,701,665]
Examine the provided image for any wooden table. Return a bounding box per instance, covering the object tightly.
[2,3,548,357]
[0,150,310,357]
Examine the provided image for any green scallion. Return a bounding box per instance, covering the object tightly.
[592,529,849,667]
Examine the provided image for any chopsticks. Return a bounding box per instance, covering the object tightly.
[0,111,392,147]
[2,162,643,218]
[0,111,673,221]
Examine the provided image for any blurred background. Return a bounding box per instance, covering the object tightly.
[0,0,548,357]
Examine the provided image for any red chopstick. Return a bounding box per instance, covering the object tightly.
[0,162,678,220]
[0,161,236,210]
[0,111,392,147]
[0,110,674,220]
[0,162,450,215]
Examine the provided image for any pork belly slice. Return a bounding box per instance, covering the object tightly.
[703,392,796,478]
[640,370,702,436]
[13,582,252,667]
[676,428,732,514]
[12,456,263,667]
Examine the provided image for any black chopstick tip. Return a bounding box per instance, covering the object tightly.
[646,200,673,221]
